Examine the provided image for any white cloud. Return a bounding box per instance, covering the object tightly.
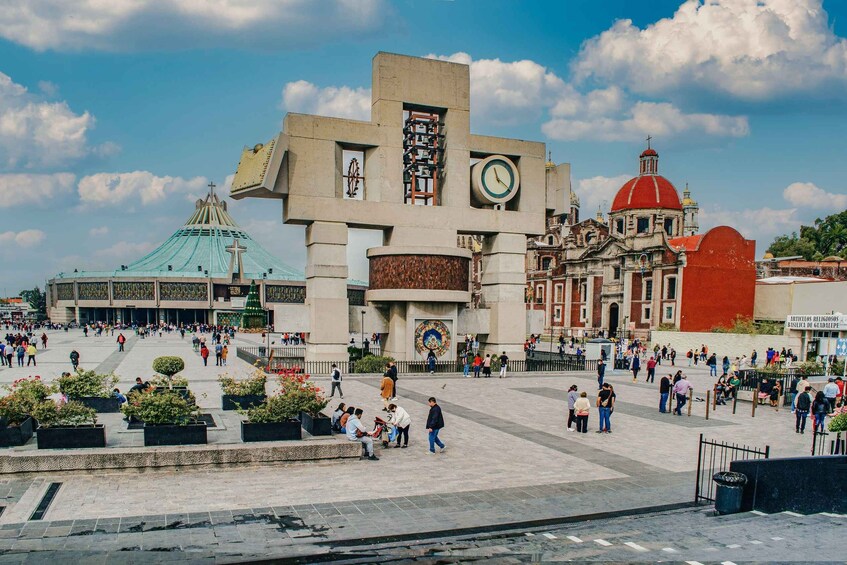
[543,101,749,142]
[783,182,847,210]
[0,229,45,248]
[0,0,391,52]
[574,0,847,100]
[699,205,801,247]
[281,80,371,121]
[88,226,109,236]
[575,174,631,215]
[0,173,75,207]
[0,72,106,169]
[77,171,207,206]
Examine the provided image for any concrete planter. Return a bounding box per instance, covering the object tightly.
[221,394,266,411]
[241,420,301,442]
[154,387,191,400]
[0,416,34,447]
[74,396,122,413]
[300,412,332,436]
[143,422,208,446]
[36,424,106,449]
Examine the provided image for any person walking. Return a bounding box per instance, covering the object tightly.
[566,385,579,431]
[426,397,446,454]
[630,354,640,383]
[597,383,615,433]
[482,354,492,378]
[26,343,37,366]
[387,403,411,448]
[221,344,228,366]
[812,391,829,433]
[461,350,470,377]
[41,333,48,349]
[426,348,437,374]
[673,374,693,415]
[659,374,671,413]
[498,351,509,378]
[597,357,606,389]
[215,342,223,366]
[117,333,126,352]
[823,378,839,413]
[200,344,210,366]
[646,356,657,383]
[573,392,591,433]
[16,344,25,367]
[329,363,343,398]
[388,361,398,399]
[706,353,717,377]
[380,370,394,411]
[795,386,812,434]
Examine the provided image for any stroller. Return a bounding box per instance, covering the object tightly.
[373,416,393,448]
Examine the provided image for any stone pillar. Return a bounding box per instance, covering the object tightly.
[382,303,407,361]
[622,270,633,337]
[305,221,349,361]
[481,233,527,360]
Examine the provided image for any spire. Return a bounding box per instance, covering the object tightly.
[545,150,555,169]
[596,206,604,224]
[639,137,659,175]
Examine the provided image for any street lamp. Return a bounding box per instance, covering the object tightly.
[360,310,366,357]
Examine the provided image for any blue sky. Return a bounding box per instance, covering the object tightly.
[1,0,847,294]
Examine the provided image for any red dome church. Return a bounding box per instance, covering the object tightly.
[526,142,756,338]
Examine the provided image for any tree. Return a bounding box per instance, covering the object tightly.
[766,209,847,259]
[241,280,267,329]
[19,287,46,316]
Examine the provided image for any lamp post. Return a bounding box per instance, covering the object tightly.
[361,310,366,357]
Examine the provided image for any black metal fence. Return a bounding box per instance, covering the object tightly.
[812,431,846,456]
[695,433,770,504]
[735,369,812,406]
[236,347,595,375]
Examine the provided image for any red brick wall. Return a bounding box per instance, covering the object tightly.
[679,226,756,331]
[630,273,649,329]
[592,276,603,326]
[570,278,584,327]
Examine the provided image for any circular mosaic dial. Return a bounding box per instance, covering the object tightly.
[414,320,451,358]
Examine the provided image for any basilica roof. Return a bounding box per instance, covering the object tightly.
[54,191,304,281]
[611,145,682,213]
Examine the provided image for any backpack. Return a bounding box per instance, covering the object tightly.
[331,368,342,381]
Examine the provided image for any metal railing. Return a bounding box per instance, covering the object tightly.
[695,433,770,504]
[812,430,846,456]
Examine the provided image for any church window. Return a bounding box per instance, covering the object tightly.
[616,219,624,234]
[644,279,653,301]
[536,284,544,304]
[642,305,652,323]
[547,235,554,245]
[664,305,675,321]
[342,148,365,200]
[613,266,621,280]
[542,257,552,270]
[664,218,674,235]
[665,276,677,300]
[580,306,587,322]
[579,281,587,300]
[636,217,650,233]
[585,232,594,243]
[554,283,563,302]
[554,306,562,322]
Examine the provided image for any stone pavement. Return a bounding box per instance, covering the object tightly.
[0,330,828,561]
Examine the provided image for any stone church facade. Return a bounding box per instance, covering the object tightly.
[527,146,756,339]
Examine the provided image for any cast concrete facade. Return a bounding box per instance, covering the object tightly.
[232,52,566,361]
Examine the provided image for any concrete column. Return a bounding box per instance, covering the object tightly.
[545,275,553,331]
[305,221,350,361]
[585,276,594,328]
[674,264,683,328]
[481,233,528,360]
[382,303,407,361]
[622,270,633,336]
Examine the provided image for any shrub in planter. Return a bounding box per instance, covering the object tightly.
[3,376,55,415]
[829,413,847,434]
[219,371,267,410]
[0,394,36,447]
[276,374,330,436]
[352,355,394,374]
[31,400,105,449]
[56,370,121,412]
[240,393,302,442]
[127,390,206,446]
[152,356,186,388]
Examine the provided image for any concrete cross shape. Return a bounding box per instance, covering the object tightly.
[208,181,216,198]
[225,239,247,281]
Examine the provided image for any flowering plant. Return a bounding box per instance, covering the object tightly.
[56,370,118,398]
[278,373,328,417]
[219,370,267,396]
[31,400,97,428]
[122,390,199,425]
[0,376,56,426]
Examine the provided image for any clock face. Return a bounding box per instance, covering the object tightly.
[471,155,520,205]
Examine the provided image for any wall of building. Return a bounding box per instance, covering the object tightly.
[755,280,847,321]
[679,227,756,331]
[650,330,801,359]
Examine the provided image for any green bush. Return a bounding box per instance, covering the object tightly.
[828,412,847,433]
[241,394,300,423]
[123,390,198,425]
[150,374,189,388]
[56,370,118,398]
[1,376,55,421]
[219,371,267,396]
[152,356,185,378]
[796,361,825,376]
[31,400,97,428]
[352,355,394,374]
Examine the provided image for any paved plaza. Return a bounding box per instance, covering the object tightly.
[0,330,826,561]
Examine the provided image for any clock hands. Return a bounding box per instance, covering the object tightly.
[492,167,510,189]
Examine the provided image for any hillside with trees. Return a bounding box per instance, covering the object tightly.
[767,209,847,260]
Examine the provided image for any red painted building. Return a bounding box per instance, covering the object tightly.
[527,145,756,338]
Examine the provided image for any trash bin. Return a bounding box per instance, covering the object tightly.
[713,471,747,515]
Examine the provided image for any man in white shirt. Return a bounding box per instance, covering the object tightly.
[823,378,839,413]
[346,408,379,460]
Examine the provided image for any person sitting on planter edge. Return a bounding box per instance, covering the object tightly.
[129,377,150,395]
[113,388,127,404]
[338,406,354,434]
[331,402,346,432]
[346,408,379,461]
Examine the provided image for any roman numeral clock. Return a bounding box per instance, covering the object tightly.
[471,154,521,207]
